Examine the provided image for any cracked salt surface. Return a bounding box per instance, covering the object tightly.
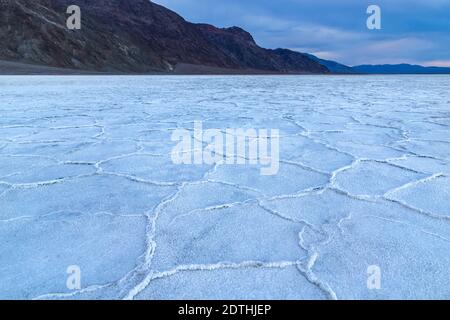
[1,75,450,300]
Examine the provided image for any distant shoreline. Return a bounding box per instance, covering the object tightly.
[1,60,450,76]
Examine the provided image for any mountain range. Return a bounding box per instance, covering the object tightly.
[0,0,449,74]
[351,64,450,74]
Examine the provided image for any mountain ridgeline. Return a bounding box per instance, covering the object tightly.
[352,64,450,74]
[0,0,329,74]
[1,0,448,74]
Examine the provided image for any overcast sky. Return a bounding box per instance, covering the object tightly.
[155,0,450,67]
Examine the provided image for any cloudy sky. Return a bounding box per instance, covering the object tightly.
[156,0,450,67]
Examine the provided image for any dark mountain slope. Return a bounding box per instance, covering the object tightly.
[304,54,356,74]
[196,24,328,73]
[0,0,328,73]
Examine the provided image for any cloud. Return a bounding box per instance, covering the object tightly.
[422,60,450,67]
[155,0,450,66]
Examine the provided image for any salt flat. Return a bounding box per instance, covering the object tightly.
[0,75,449,300]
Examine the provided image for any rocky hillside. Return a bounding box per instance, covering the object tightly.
[196,24,327,73]
[0,0,329,73]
